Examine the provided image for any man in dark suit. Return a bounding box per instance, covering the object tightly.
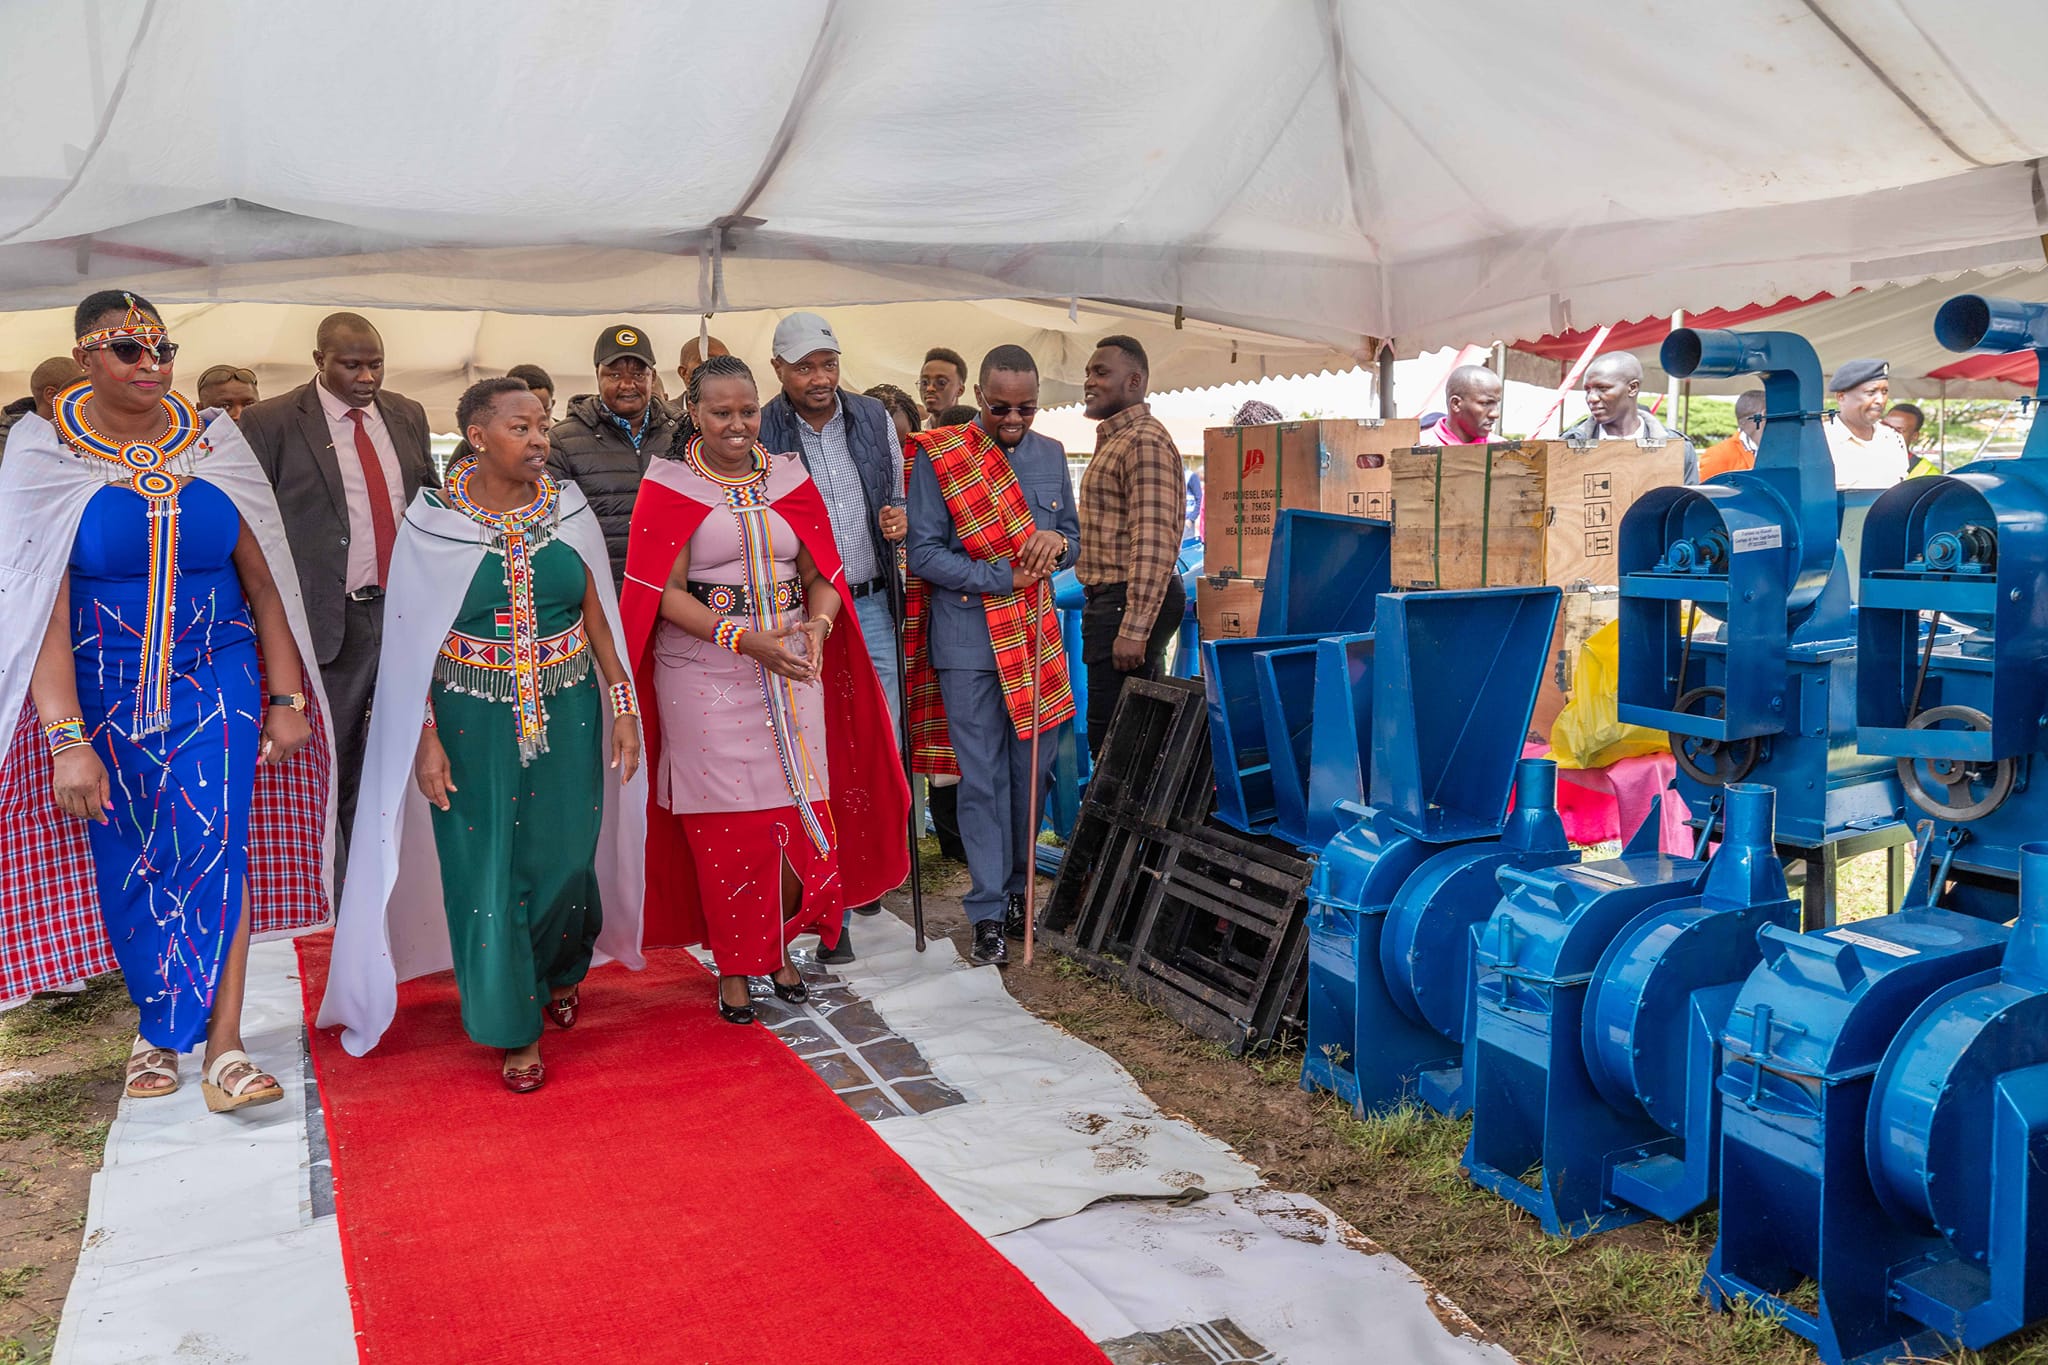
[240,312,438,850]
[905,346,1078,965]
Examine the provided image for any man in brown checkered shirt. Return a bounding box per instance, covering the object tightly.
[1076,335,1187,761]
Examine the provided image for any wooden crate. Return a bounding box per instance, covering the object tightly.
[1528,586,1620,744]
[1202,418,1415,579]
[1196,575,1265,640]
[1389,438,1684,590]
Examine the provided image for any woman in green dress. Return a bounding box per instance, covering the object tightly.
[318,377,646,1091]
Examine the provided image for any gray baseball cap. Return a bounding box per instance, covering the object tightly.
[772,311,841,363]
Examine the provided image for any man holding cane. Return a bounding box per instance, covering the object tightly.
[904,346,1078,965]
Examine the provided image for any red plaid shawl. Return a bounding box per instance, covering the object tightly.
[903,424,1075,776]
[0,693,332,1000]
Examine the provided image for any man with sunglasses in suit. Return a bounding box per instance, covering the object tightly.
[240,312,438,857]
[904,345,1078,965]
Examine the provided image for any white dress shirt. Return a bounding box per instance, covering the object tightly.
[316,379,407,591]
[1826,416,1910,491]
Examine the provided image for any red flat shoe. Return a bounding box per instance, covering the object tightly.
[545,988,580,1030]
[502,1060,545,1094]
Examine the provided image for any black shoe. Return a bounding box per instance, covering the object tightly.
[851,900,882,917]
[717,981,758,1025]
[770,971,809,1004]
[817,930,856,965]
[971,919,1010,966]
[1004,893,1029,941]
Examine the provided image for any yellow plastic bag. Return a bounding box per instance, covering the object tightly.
[1548,620,1669,770]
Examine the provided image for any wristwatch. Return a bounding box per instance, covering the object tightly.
[268,692,307,712]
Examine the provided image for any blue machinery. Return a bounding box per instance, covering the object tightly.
[1857,294,2048,919]
[1466,782,1791,1236]
[1298,586,1570,1112]
[1205,302,2048,1361]
[1202,510,1392,842]
[1690,297,2048,1363]
[1619,326,1906,928]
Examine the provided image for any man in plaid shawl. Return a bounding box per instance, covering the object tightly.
[904,346,1079,965]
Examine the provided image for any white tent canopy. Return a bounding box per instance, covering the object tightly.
[2,0,2047,358]
[0,297,1358,429]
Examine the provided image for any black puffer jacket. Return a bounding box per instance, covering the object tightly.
[546,394,679,583]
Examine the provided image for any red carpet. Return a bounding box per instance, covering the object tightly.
[298,936,1107,1365]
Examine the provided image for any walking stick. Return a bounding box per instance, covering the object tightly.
[888,557,926,951]
[1024,578,1047,968]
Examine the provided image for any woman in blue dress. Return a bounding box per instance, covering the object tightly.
[16,291,320,1112]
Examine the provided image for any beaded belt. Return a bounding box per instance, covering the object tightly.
[435,618,592,702]
[688,578,804,617]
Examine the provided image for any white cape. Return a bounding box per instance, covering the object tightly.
[0,406,336,908]
[316,482,647,1056]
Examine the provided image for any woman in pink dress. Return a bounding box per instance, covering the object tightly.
[620,356,909,1024]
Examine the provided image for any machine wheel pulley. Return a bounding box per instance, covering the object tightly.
[1669,686,1763,787]
[1897,705,2017,822]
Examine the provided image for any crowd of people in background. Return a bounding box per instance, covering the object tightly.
[0,291,1191,1097]
[0,292,1966,1100]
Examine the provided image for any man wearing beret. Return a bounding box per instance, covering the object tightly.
[1825,357,1910,490]
[548,323,680,584]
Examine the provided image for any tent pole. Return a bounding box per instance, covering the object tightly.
[1377,343,1397,419]
[1667,310,1684,426]
[1938,379,1948,471]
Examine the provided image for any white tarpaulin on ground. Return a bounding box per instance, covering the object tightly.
[2,0,2046,363]
[994,1189,1517,1365]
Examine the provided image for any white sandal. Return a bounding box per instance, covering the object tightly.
[202,1050,283,1113]
[125,1036,179,1099]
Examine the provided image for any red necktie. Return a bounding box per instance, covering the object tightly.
[346,408,397,587]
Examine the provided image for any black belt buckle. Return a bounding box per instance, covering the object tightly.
[849,574,889,600]
[346,585,384,603]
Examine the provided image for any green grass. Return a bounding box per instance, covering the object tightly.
[0,1333,53,1365]
[0,977,131,1066]
[0,1268,38,1303]
[0,1067,119,1159]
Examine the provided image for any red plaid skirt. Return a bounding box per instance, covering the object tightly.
[0,697,333,1000]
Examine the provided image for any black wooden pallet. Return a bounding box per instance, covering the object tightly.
[1041,675,1312,1053]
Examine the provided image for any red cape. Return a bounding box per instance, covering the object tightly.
[621,462,912,949]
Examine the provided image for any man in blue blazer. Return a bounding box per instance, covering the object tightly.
[905,346,1080,965]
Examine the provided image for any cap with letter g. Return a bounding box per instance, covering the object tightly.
[594,324,657,368]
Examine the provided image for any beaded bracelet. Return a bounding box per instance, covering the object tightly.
[608,680,638,718]
[713,619,747,654]
[43,715,89,757]
[422,697,438,730]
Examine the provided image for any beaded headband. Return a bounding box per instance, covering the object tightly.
[77,293,167,352]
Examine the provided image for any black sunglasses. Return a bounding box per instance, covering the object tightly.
[985,402,1037,418]
[92,338,178,366]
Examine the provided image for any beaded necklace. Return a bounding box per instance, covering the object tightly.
[52,380,205,734]
[682,437,831,854]
[443,463,562,764]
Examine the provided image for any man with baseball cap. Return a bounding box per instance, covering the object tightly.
[760,311,909,960]
[547,323,679,584]
[1825,357,1909,490]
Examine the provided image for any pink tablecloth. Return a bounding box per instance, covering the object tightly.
[1522,742,1692,854]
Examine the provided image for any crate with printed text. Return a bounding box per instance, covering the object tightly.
[1201,418,1415,579]
[1389,437,1682,590]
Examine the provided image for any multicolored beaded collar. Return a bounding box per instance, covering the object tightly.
[682,434,770,498]
[52,379,207,734]
[443,463,563,765]
[680,437,830,854]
